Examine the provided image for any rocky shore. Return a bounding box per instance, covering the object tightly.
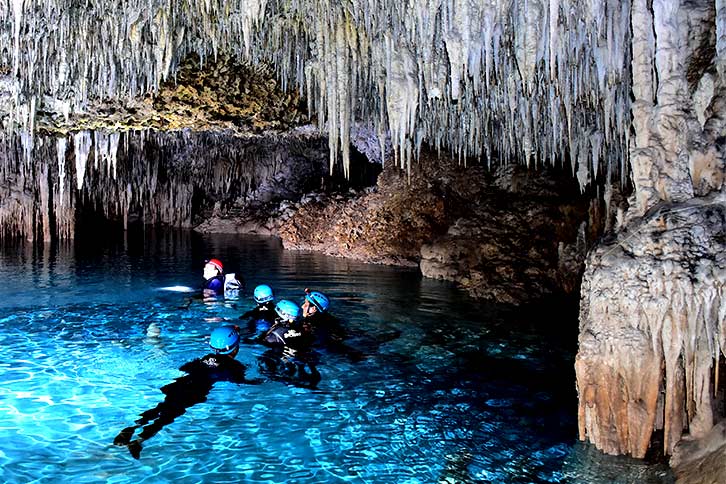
[197,153,596,305]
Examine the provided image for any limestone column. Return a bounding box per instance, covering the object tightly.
[576,0,726,458]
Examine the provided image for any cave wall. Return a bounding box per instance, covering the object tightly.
[0,129,329,240]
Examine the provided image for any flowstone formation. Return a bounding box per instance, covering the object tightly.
[576,195,726,458]
[575,0,726,462]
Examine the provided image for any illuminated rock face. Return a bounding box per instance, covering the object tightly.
[576,194,726,458]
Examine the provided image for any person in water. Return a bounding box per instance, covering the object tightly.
[258,299,321,388]
[300,289,363,362]
[201,258,244,298]
[113,325,259,459]
[240,284,277,339]
[202,258,225,296]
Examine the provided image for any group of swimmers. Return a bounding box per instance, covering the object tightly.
[114,257,347,459]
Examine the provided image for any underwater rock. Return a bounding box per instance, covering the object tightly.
[576,192,726,458]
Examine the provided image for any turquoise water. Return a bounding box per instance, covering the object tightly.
[0,230,671,483]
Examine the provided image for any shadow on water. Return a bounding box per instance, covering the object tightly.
[0,228,675,483]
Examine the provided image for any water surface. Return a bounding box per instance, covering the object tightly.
[0,229,672,483]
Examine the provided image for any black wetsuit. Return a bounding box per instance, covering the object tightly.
[113,353,256,459]
[240,302,277,338]
[303,312,364,362]
[258,320,320,388]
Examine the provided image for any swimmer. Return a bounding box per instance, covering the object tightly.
[113,325,260,459]
[239,284,276,339]
[261,299,310,349]
[258,300,320,388]
[300,289,363,362]
[202,258,226,297]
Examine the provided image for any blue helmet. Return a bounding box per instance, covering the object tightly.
[275,299,301,322]
[209,325,240,355]
[253,284,274,304]
[305,290,330,313]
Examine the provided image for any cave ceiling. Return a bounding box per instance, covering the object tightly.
[1,0,634,184]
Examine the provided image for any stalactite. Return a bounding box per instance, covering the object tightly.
[73,130,91,190]
[1,0,634,189]
[0,127,326,240]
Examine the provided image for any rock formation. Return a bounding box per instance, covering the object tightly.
[2,0,630,184]
[671,420,726,483]
[0,127,331,240]
[0,55,325,241]
[577,194,726,457]
[575,0,726,461]
[2,0,726,471]
[198,153,592,305]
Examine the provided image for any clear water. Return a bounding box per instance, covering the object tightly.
[0,229,673,484]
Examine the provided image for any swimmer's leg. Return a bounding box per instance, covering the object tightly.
[127,439,143,459]
[136,406,161,423]
[112,403,161,447]
[298,363,321,388]
[122,405,183,459]
[112,401,165,451]
[113,425,139,446]
[136,411,178,441]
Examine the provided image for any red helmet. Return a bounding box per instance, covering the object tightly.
[206,258,223,273]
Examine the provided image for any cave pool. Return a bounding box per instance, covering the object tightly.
[0,229,672,483]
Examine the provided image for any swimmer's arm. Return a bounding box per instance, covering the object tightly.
[241,377,264,385]
[239,308,256,320]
